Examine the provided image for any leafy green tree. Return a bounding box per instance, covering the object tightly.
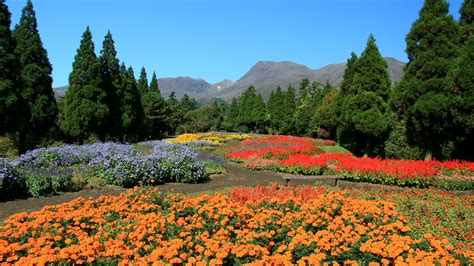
[313,88,338,139]
[281,85,296,134]
[14,0,59,152]
[294,86,312,136]
[61,27,107,143]
[460,0,473,45]
[384,120,423,160]
[392,0,459,159]
[99,31,122,139]
[299,78,310,93]
[120,64,143,141]
[137,67,148,95]
[340,35,391,157]
[142,72,169,139]
[182,103,223,133]
[0,0,29,146]
[223,97,239,131]
[166,92,181,134]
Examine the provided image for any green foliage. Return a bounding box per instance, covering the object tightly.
[61,27,108,143]
[12,0,58,153]
[312,83,338,138]
[137,67,148,95]
[21,168,73,197]
[120,64,144,141]
[204,159,226,175]
[294,87,312,136]
[99,31,123,140]
[459,0,473,45]
[384,121,423,160]
[142,74,169,139]
[392,0,459,159]
[0,0,29,138]
[281,85,296,134]
[267,86,285,133]
[223,97,239,131]
[181,102,224,133]
[338,35,391,157]
[251,94,267,133]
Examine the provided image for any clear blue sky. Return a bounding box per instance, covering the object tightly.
[7,0,463,87]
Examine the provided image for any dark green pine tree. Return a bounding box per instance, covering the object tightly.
[392,0,459,159]
[236,86,257,132]
[341,35,391,157]
[268,86,285,133]
[339,52,358,97]
[180,93,197,111]
[119,64,143,141]
[99,31,122,140]
[61,27,108,143]
[448,35,474,160]
[149,72,159,92]
[223,97,239,131]
[281,85,296,135]
[336,54,359,150]
[460,0,473,45]
[13,0,58,152]
[142,71,169,138]
[251,94,267,133]
[137,67,148,95]
[0,0,29,144]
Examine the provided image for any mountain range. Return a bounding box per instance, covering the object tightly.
[54,57,405,101]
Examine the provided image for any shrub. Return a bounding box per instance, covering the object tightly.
[20,168,73,197]
[0,159,26,200]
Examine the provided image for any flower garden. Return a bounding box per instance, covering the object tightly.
[0,185,472,265]
[226,135,474,190]
[0,133,473,265]
[166,132,253,146]
[1,141,208,200]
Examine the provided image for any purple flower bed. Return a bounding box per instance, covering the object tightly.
[12,142,207,188]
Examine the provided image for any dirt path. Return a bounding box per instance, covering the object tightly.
[0,152,317,222]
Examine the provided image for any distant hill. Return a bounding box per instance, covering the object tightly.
[210,57,405,100]
[54,57,405,101]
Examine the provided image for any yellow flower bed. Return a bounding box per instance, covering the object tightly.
[167,133,253,145]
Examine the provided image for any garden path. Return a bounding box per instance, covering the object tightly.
[0,155,317,222]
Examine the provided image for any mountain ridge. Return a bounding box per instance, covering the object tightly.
[54,57,405,101]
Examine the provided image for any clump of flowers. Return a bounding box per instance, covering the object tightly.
[167,132,253,145]
[0,185,471,265]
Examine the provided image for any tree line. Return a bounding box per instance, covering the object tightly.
[1,0,472,161]
[0,0,201,153]
[219,0,473,160]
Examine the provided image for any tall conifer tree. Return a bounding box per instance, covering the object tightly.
[13,0,58,152]
[99,31,122,139]
[62,27,107,143]
[137,67,148,94]
[120,64,143,140]
[0,0,28,144]
[392,0,459,159]
[224,97,239,131]
[460,0,473,45]
[142,71,169,138]
[340,35,391,156]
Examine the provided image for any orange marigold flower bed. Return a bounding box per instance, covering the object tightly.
[0,186,472,265]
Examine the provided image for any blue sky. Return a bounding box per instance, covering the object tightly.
[7,0,463,87]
